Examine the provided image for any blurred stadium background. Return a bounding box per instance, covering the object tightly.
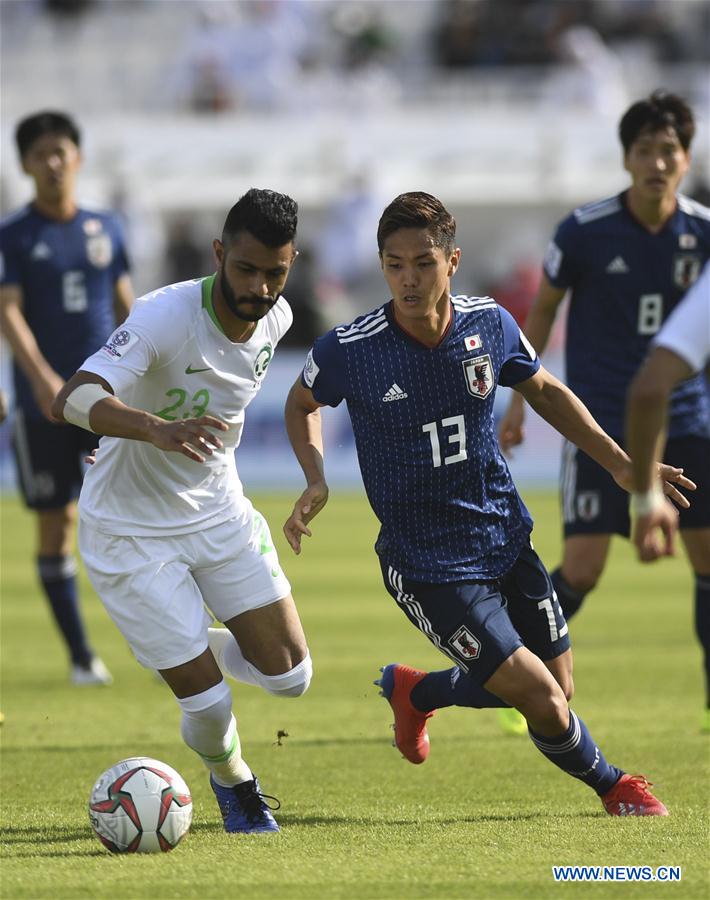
[1,0,709,489]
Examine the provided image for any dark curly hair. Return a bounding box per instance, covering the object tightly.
[619,90,695,153]
[222,189,298,247]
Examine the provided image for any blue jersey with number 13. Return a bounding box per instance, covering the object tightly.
[302,296,540,584]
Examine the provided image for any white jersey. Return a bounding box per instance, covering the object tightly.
[78,275,292,536]
[653,262,710,373]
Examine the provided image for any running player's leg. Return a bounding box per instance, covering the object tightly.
[554,440,624,619]
[14,414,109,683]
[199,509,311,698]
[78,523,278,833]
[377,550,667,814]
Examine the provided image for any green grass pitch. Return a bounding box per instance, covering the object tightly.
[1,490,708,899]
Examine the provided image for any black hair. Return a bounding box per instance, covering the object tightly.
[377,192,456,253]
[16,110,81,158]
[222,189,298,247]
[619,90,695,153]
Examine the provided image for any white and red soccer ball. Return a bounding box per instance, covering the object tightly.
[89,757,192,853]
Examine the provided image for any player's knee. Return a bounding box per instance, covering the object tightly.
[256,652,313,698]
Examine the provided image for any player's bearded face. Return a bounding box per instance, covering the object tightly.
[220,268,276,322]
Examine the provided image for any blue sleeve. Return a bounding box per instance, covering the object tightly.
[498,306,540,387]
[542,214,581,290]
[300,329,347,407]
[0,225,21,285]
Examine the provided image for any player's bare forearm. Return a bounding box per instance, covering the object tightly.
[285,380,326,487]
[518,366,695,505]
[52,371,227,462]
[518,367,629,479]
[626,348,692,494]
[283,380,330,553]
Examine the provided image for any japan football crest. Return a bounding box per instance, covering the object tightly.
[86,234,113,269]
[448,625,481,661]
[672,253,702,289]
[462,354,494,399]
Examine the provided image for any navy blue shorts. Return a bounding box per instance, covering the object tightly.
[12,411,96,510]
[380,544,571,686]
[561,434,710,538]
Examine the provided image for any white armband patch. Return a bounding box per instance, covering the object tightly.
[63,382,112,433]
[543,240,563,279]
[302,349,319,388]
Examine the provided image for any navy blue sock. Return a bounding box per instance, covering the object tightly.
[551,568,588,620]
[410,667,509,712]
[695,574,710,707]
[528,709,622,795]
[38,556,92,666]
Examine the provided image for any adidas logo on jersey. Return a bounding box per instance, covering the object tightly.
[382,383,408,402]
[30,242,52,260]
[606,256,629,273]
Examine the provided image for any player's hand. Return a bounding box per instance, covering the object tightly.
[283,480,329,554]
[498,393,526,455]
[655,462,696,509]
[632,500,679,562]
[147,416,228,462]
[612,463,696,508]
[33,371,65,422]
[85,448,99,465]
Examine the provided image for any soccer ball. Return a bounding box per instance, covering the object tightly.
[88,757,192,853]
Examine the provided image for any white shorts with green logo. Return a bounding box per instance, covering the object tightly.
[78,509,291,670]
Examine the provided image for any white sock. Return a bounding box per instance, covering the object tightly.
[177,680,252,786]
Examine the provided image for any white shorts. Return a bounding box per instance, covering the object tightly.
[78,508,292,670]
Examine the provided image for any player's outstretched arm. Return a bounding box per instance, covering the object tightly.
[498,276,565,454]
[516,365,696,508]
[52,371,227,463]
[626,346,696,562]
[283,379,329,554]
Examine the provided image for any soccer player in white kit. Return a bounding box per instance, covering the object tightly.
[52,189,311,833]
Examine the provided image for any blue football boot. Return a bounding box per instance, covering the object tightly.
[210,774,280,833]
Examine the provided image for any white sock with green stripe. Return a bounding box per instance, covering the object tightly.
[177,680,252,786]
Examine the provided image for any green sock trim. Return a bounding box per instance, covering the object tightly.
[194,730,238,764]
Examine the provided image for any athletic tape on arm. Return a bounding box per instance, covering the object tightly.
[63,382,112,432]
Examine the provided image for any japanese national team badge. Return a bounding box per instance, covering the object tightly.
[449,626,481,661]
[462,354,494,399]
[86,234,113,268]
[672,253,702,289]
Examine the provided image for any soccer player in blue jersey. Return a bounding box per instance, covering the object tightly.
[282,191,695,817]
[0,111,134,685]
[499,91,710,731]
